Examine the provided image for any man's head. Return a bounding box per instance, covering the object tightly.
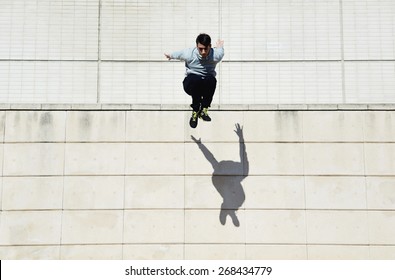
[196,33,211,58]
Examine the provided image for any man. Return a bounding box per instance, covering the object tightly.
[165,33,224,128]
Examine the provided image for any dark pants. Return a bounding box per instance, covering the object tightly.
[183,74,217,112]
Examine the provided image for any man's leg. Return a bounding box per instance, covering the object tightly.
[183,74,204,128]
[200,76,217,121]
[183,74,203,112]
[201,76,216,108]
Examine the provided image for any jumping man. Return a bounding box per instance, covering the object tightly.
[165,34,224,128]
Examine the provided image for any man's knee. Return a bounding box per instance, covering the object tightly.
[183,75,202,94]
[205,76,217,89]
[204,77,217,95]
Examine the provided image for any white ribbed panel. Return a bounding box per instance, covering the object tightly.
[0,0,99,60]
[100,0,219,60]
[220,62,343,104]
[100,62,189,104]
[0,61,97,103]
[345,61,395,103]
[0,0,394,104]
[221,0,341,60]
[343,0,395,60]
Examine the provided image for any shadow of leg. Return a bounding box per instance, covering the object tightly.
[219,208,227,225]
[219,207,240,227]
[229,211,240,227]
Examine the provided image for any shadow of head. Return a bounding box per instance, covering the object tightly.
[212,160,244,175]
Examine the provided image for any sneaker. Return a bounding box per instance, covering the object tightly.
[189,111,198,128]
[199,107,211,121]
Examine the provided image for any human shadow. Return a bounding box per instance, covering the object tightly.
[191,124,248,227]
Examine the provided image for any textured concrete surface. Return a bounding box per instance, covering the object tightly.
[0,108,395,259]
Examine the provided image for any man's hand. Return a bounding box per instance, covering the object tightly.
[164,53,171,60]
[215,39,224,48]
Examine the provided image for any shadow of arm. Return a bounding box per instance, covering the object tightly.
[235,124,249,175]
[191,136,218,168]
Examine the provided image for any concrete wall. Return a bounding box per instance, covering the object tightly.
[0,105,395,259]
[1,0,394,261]
[1,0,395,104]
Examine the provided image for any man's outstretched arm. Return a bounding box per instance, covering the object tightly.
[164,53,172,60]
[215,39,224,48]
[164,48,191,61]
